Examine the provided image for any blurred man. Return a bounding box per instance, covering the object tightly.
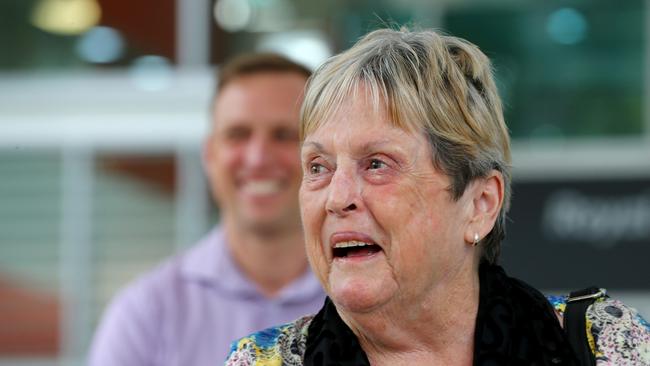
[88,54,325,365]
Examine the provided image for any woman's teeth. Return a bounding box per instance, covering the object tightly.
[334,240,373,248]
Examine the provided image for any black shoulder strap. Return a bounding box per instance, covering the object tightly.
[563,287,606,366]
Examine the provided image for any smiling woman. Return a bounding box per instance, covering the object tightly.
[225,28,650,366]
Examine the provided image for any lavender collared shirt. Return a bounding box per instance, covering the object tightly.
[88,226,326,366]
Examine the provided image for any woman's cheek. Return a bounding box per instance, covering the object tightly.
[363,168,400,186]
[300,190,327,251]
[302,172,332,190]
[304,238,329,289]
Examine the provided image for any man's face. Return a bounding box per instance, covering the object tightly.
[204,72,307,234]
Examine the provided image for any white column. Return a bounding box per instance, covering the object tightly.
[176,0,211,67]
[175,146,210,252]
[59,147,94,366]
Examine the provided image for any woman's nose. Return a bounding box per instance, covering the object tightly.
[325,168,360,216]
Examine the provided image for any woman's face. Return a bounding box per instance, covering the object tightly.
[300,92,477,314]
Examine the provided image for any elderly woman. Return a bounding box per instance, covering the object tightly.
[226,28,649,365]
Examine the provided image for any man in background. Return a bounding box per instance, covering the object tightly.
[88,54,325,365]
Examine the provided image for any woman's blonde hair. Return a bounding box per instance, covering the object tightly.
[301,28,511,264]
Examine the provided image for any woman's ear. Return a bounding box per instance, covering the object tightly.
[464,170,504,244]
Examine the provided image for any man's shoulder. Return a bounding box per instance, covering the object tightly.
[114,255,183,305]
[101,254,182,323]
[225,315,314,366]
[89,227,240,366]
[546,293,650,364]
[109,228,221,311]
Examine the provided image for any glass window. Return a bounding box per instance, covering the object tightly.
[443,1,644,138]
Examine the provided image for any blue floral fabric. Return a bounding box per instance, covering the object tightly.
[227,295,650,365]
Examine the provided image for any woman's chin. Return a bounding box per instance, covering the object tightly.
[328,275,396,314]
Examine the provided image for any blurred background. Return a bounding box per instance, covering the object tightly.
[0,0,648,365]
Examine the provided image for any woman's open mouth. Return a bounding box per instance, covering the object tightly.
[333,240,382,258]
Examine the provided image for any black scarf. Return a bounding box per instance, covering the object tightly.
[304,263,579,366]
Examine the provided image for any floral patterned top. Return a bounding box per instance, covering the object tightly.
[548,295,650,365]
[226,295,650,366]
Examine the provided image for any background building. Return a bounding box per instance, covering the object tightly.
[0,0,648,365]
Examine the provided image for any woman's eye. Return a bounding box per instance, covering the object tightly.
[369,159,387,170]
[309,164,326,175]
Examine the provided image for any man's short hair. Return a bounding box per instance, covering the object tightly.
[217,53,312,93]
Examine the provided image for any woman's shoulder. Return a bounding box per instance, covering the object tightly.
[547,293,650,365]
[225,314,314,366]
